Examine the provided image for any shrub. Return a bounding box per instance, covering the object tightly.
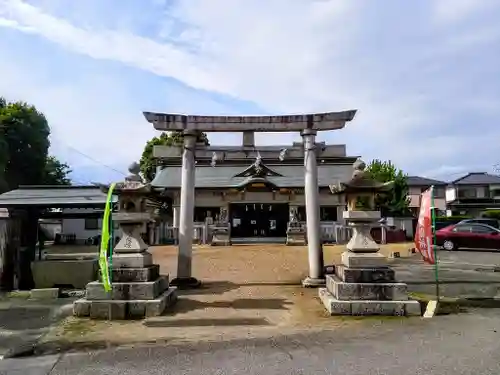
[481,210,500,220]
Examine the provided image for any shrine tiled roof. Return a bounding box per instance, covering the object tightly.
[151,164,353,189]
[0,186,117,208]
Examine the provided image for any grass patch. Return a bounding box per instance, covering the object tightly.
[4,290,31,299]
[408,292,478,315]
[59,317,97,338]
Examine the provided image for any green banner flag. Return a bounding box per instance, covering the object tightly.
[99,183,116,292]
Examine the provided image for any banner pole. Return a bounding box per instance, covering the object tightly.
[430,185,440,302]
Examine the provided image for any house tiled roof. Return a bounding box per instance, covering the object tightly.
[151,164,353,188]
[451,172,500,185]
[407,176,447,186]
[0,185,116,207]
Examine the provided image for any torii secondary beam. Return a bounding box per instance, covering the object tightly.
[152,144,348,159]
[143,111,357,132]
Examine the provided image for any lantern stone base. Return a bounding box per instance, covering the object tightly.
[318,251,421,316]
[73,251,177,320]
[73,288,177,320]
[318,288,421,316]
[286,228,307,246]
[211,227,231,246]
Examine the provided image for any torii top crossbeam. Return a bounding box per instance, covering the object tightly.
[143,110,357,132]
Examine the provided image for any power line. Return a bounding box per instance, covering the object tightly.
[51,136,128,176]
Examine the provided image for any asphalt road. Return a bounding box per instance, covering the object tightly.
[2,309,500,375]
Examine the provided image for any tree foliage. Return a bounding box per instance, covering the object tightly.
[0,98,74,291]
[140,131,210,182]
[43,155,72,185]
[0,98,71,192]
[365,159,411,217]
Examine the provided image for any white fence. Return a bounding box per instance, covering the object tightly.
[155,222,215,245]
[155,221,355,245]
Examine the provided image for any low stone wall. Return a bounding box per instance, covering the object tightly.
[32,259,98,289]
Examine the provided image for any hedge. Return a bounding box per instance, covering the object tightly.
[481,210,500,220]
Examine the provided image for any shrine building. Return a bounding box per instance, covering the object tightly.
[151,132,357,241]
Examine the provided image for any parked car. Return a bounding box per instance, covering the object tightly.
[457,218,500,229]
[435,223,500,251]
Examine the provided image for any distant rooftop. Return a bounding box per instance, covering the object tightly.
[451,172,500,185]
[407,176,447,186]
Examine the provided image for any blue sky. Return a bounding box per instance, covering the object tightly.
[1,0,499,184]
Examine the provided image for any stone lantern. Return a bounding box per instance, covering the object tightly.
[73,163,177,320]
[332,158,393,254]
[318,159,421,316]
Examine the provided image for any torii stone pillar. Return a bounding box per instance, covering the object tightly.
[301,129,324,287]
[173,130,200,288]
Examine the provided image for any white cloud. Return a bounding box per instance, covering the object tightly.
[0,0,500,182]
[433,0,496,25]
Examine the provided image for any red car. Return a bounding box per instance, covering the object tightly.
[436,223,500,251]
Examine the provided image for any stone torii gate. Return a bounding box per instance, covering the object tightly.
[143,111,357,288]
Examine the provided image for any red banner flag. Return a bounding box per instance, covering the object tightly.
[415,188,435,264]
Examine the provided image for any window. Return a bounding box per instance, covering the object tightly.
[452,225,472,233]
[470,224,496,234]
[320,206,338,221]
[458,189,477,198]
[84,218,99,230]
[491,189,500,198]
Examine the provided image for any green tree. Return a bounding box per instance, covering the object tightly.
[140,131,210,182]
[0,98,9,192]
[0,98,50,192]
[43,155,72,185]
[365,159,411,217]
[0,98,72,290]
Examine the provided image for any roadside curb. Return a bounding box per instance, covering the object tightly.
[2,343,36,359]
[2,302,75,359]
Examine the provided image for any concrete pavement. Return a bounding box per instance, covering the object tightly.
[1,308,500,374]
[392,249,500,298]
[0,297,73,359]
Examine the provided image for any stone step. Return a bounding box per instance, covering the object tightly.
[335,265,395,283]
[74,287,177,319]
[98,265,160,283]
[319,288,421,316]
[326,275,408,301]
[341,252,388,268]
[111,252,153,268]
[86,276,169,301]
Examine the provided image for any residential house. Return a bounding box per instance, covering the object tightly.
[407,176,447,216]
[445,172,500,217]
[0,186,121,244]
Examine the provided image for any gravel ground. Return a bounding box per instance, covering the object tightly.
[40,243,414,347]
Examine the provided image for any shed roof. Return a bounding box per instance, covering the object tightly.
[451,172,500,185]
[151,164,353,188]
[407,176,447,186]
[0,186,115,208]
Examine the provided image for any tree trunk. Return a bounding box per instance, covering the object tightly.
[18,209,38,290]
[0,216,20,291]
